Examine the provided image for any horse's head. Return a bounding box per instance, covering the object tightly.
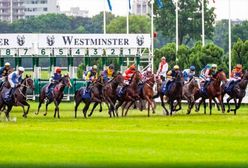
[215,69,227,83]
[134,71,141,82]
[114,72,124,84]
[23,75,34,90]
[189,77,199,89]
[61,74,72,88]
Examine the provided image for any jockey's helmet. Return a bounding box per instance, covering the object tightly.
[5,62,10,67]
[92,65,97,70]
[18,67,25,72]
[190,65,196,71]
[130,64,136,70]
[109,64,114,69]
[161,56,166,61]
[173,65,180,70]
[236,64,242,70]
[55,67,62,73]
[211,64,217,69]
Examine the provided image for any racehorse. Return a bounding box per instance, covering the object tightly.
[0,75,34,120]
[74,76,104,118]
[182,77,199,114]
[36,75,71,118]
[222,70,248,115]
[102,72,124,117]
[125,74,156,117]
[115,71,141,117]
[196,69,227,115]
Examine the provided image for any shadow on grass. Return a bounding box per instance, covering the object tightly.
[1,162,248,168]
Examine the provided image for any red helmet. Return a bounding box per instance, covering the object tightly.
[130,64,136,70]
[56,67,62,73]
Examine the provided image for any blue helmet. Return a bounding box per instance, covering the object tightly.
[190,66,196,71]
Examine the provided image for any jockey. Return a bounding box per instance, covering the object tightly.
[0,62,11,80]
[156,56,168,81]
[85,65,98,90]
[142,67,152,82]
[163,65,181,93]
[202,64,218,90]
[46,67,62,95]
[123,64,136,84]
[102,64,115,82]
[226,64,243,90]
[183,65,196,82]
[7,67,24,99]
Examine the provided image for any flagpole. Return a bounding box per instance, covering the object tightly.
[151,0,154,72]
[201,0,205,46]
[127,0,130,67]
[10,0,13,23]
[103,0,106,34]
[176,0,179,57]
[228,0,231,78]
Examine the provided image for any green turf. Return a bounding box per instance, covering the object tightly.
[0,102,248,168]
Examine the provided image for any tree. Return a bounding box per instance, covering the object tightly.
[154,0,215,45]
[107,15,150,33]
[213,20,229,52]
[232,38,248,69]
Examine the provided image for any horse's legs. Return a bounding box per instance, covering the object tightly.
[124,101,134,117]
[216,95,225,113]
[74,98,82,118]
[5,105,13,121]
[56,99,62,119]
[175,99,182,112]
[203,99,207,114]
[44,99,52,116]
[226,97,232,113]
[233,98,243,115]
[122,101,128,117]
[15,101,26,117]
[169,99,174,116]
[160,94,169,115]
[115,100,123,117]
[213,97,220,111]
[196,98,203,112]
[88,102,99,117]
[209,98,212,115]
[145,96,155,116]
[99,103,102,112]
[20,101,30,118]
[36,99,44,115]
[230,98,237,114]
[83,102,90,118]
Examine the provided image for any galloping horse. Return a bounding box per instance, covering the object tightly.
[182,77,199,114]
[196,70,227,115]
[74,76,104,118]
[102,73,124,117]
[36,75,71,118]
[115,71,141,117]
[0,75,34,120]
[159,72,184,116]
[222,70,248,115]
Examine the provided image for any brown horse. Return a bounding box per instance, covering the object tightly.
[196,70,227,115]
[74,76,104,118]
[125,74,156,117]
[102,73,124,117]
[182,77,199,114]
[115,71,141,117]
[222,70,248,115]
[0,75,34,120]
[36,75,71,118]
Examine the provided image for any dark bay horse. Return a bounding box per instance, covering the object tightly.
[0,75,34,120]
[102,73,124,117]
[115,71,141,117]
[153,72,184,116]
[222,70,248,115]
[74,76,104,118]
[36,75,71,118]
[196,70,227,115]
[182,77,199,114]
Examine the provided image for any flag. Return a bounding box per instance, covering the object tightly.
[156,0,164,9]
[107,0,112,11]
[129,0,131,10]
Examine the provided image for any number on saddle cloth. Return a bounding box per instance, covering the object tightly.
[161,81,173,94]
[117,85,128,97]
[80,87,91,99]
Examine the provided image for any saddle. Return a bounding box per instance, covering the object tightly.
[80,87,91,99]
[117,85,128,98]
[161,80,174,95]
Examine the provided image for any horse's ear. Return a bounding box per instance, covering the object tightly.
[26,74,29,78]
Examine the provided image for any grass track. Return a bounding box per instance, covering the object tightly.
[0,102,248,168]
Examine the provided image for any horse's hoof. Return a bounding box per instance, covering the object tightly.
[35,112,38,115]
[227,110,230,113]
[23,114,27,118]
[43,113,47,116]
[88,114,91,117]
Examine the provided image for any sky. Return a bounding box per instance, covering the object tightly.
[57,0,248,20]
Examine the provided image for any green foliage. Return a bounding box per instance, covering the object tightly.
[155,0,215,45]
[154,42,227,74]
[232,38,248,69]
[77,63,84,79]
[107,15,150,33]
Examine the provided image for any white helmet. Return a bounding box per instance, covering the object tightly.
[5,62,10,66]
[18,67,25,72]
[92,65,97,70]
[147,67,152,72]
